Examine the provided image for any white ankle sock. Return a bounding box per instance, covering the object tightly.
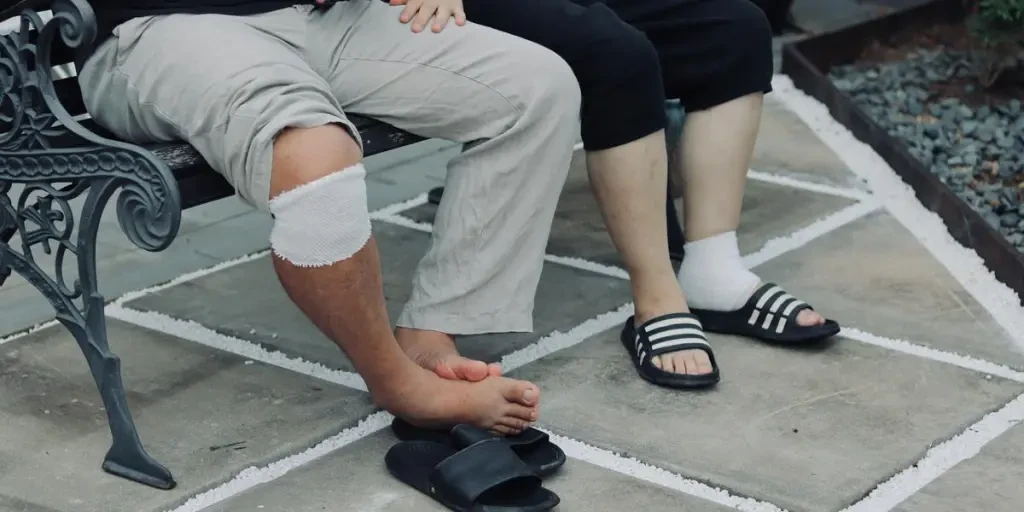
[677,231,760,311]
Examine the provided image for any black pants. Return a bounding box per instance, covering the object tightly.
[463,0,774,151]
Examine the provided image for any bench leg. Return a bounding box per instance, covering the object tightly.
[427,186,444,206]
[664,100,687,263]
[0,224,14,287]
[666,187,685,262]
[0,179,177,490]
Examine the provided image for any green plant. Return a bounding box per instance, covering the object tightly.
[963,0,1024,87]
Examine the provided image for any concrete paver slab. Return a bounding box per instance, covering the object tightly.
[125,221,632,370]
[208,431,735,512]
[508,329,1024,512]
[0,320,374,512]
[754,210,1024,369]
[753,95,868,189]
[895,421,1024,512]
[404,151,857,269]
[0,241,224,337]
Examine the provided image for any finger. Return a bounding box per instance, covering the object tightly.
[399,0,420,23]
[454,6,466,25]
[412,4,434,32]
[432,5,451,32]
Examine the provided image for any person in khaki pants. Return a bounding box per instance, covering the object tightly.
[80,0,581,433]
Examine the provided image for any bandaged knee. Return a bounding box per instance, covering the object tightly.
[268,163,371,267]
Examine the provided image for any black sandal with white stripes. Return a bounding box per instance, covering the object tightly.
[691,283,840,344]
[620,313,720,389]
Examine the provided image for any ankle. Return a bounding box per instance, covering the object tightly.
[367,358,430,409]
[677,231,759,311]
[394,327,456,358]
[633,290,690,324]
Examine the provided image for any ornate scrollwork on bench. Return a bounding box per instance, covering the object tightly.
[0,0,183,292]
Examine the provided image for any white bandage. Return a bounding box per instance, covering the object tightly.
[268,163,371,267]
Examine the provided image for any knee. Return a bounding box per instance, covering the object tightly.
[572,17,666,150]
[268,161,372,268]
[271,125,363,198]
[515,46,582,122]
[722,0,774,80]
[584,22,662,91]
[211,69,359,189]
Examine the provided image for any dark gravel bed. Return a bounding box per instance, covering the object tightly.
[830,50,1024,252]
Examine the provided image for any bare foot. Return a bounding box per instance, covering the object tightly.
[395,327,501,381]
[374,364,539,434]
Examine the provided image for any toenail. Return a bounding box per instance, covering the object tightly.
[523,389,536,402]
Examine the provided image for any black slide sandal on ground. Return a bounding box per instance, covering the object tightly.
[690,283,840,344]
[385,439,560,512]
[620,312,720,389]
[391,419,567,477]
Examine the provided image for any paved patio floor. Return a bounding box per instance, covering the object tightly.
[2,77,1024,512]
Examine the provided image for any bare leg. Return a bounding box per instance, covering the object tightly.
[585,132,710,376]
[675,94,824,327]
[270,125,538,433]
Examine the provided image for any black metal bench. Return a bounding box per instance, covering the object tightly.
[0,0,427,491]
[0,0,686,492]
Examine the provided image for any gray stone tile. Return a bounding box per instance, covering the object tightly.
[99,195,254,252]
[365,141,459,209]
[509,329,1024,512]
[754,210,1024,369]
[209,431,734,512]
[895,421,1024,512]
[0,320,375,512]
[125,221,631,370]
[0,236,123,293]
[175,210,272,262]
[407,151,857,268]
[0,239,223,337]
[363,139,458,177]
[789,0,881,34]
[753,95,867,190]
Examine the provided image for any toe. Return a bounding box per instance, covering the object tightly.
[505,403,538,423]
[796,309,825,327]
[693,350,714,375]
[501,379,540,407]
[661,354,676,373]
[499,416,531,434]
[684,352,700,375]
[487,363,503,377]
[667,352,684,376]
